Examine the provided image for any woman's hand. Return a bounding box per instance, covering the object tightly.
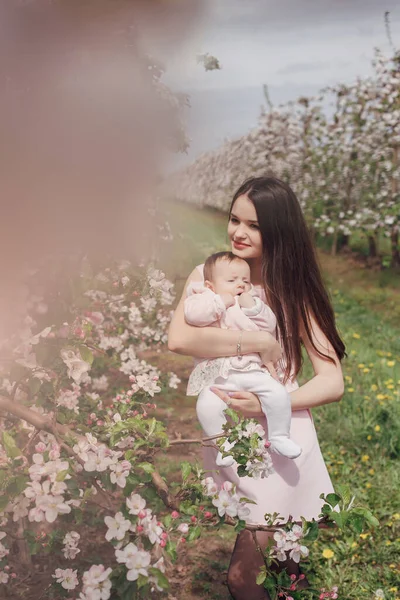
[257,331,282,364]
[210,387,264,419]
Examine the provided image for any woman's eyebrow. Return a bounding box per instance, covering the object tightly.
[230,212,259,224]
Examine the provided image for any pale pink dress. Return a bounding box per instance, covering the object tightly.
[195,264,335,524]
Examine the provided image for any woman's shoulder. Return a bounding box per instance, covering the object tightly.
[194,263,204,280]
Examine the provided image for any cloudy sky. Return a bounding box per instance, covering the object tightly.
[162,0,400,168]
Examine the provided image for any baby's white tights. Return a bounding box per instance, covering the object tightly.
[196,369,302,467]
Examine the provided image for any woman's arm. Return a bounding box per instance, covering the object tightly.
[289,312,344,410]
[211,312,344,415]
[168,268,282,361]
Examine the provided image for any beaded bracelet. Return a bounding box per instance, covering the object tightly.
[237,330,243,361]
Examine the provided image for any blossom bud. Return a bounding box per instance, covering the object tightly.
[137,525,144,533]
[177,523,189,534]
[191,516,197,523]
[138,510,146,519]
[161,532,168,540]
[127,390,133,397]
[96,420,104,426]
[11,573,17,579]
[290,584,296,591]
[129,376,136,382]
[157,521,162,527]
[264,441,271,448]
[160,539,167,548]
[152,376,159,381]
[299,574,305,580]
[290,574,297,581]
[204,511,212,519]
[179,537,186,544]
[113,282,118,287]
[171,511,179,519]
[35,442,47,453]
[90,413,96,419]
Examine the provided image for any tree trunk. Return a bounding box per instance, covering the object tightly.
[390,227,400,268]
[331,230,338,256]
[368,234,378,258]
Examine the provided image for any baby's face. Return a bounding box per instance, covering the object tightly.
[211,259,251,296]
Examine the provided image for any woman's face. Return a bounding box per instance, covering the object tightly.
[227,194,262,260]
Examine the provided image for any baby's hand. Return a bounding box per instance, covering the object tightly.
[220,293,235,308]
[238,292,255,308]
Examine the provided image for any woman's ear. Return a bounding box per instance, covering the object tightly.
[204,280,214,292]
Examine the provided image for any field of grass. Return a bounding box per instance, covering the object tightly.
[154,200,400,599]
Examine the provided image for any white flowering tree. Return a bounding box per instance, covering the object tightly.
[169,48,400,268]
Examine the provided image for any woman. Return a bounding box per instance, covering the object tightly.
[168,177,345,599]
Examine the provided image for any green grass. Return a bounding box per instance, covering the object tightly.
[157,200,400,599]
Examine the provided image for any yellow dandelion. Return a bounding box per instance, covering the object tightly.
[386,540,392,546]
[387,352,392,357]
[367,435,372,440]
[387,521,393,527]
[322,549,334,559]
[361,455,369,462]
[376,394,385,400]
[387,360,396,367]
[365,482,372,488]
[345,375,352,382]
[393,513,400,520]
[364,395,371,400]
[358,363,365,368]
[348,387,354,393]
[353,333,361,339]
[389,588,397,594]
[368,363,374,367]
[387,384,394,389]
[351,541,358,548]
[363,368,370,374]
[374,425,381,432]
[389,563,396,568]
[369,468,375,475]
[370,384,378,392]
[359,533,369,539]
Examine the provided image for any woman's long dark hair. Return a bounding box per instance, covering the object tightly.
[230,176,346,382]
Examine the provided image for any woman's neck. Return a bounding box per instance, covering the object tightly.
[248,258,263,286]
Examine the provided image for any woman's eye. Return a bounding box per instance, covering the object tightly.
[250,224,259,229]
[230,217,239,224]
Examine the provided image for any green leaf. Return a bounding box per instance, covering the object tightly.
[225,407,239,424]
[325,493,341,508]
[1,432,22,459]
[303,520,319,542]
[148,567,169,590]
[234,519,247,533]
[187,525,201,542]
[256,571,267,585]
[56,469,70,482]
[181,462,192,482]
[138,462,155,474]
[78,345,94,365]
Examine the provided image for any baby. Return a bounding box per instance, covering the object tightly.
[184,251,302,467]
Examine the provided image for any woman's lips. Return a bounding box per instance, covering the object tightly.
[233,240,250,250]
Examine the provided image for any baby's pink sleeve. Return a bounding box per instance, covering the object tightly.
[184,283,226,327]
[241,297,277,333]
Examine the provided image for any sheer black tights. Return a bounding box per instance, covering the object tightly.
[226,530,309,600]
